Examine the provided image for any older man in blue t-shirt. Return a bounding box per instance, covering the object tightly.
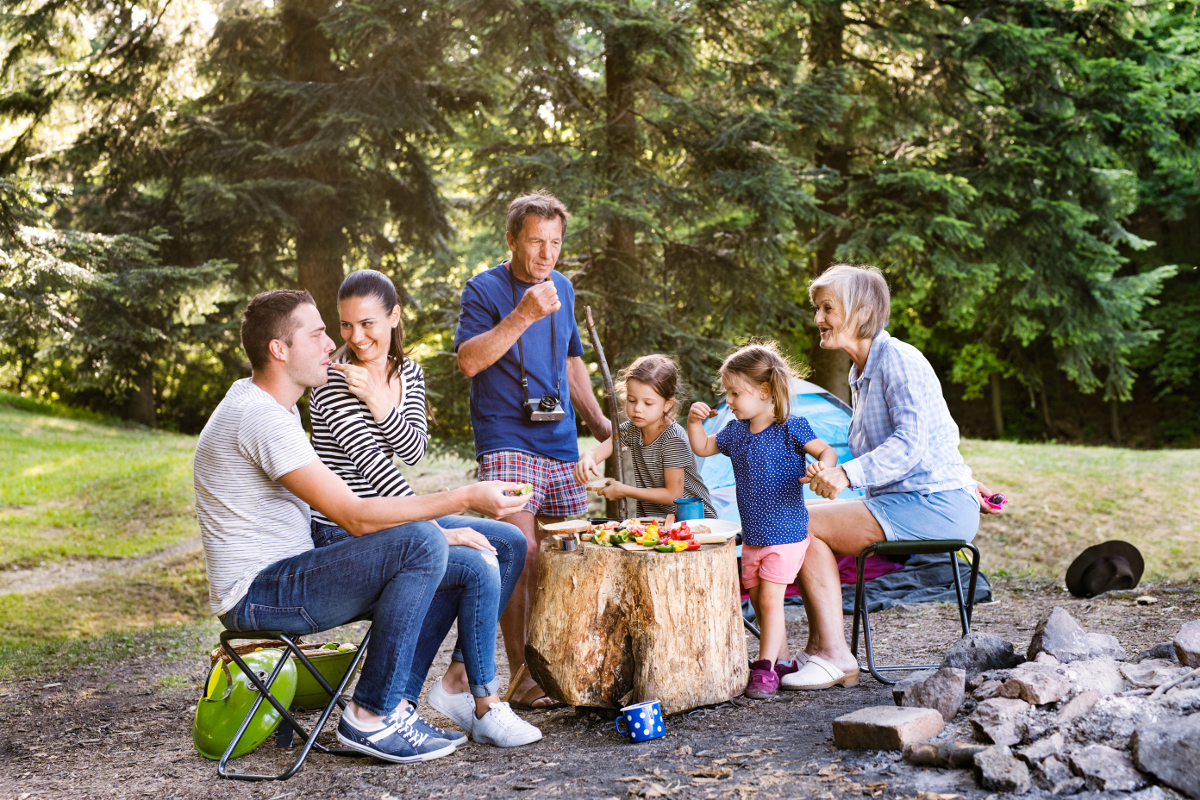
[454,191,611,709]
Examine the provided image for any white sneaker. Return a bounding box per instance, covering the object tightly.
[471,701,543,747]
[427,678,477,736]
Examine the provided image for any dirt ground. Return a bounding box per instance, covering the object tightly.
[3,579,1197,800]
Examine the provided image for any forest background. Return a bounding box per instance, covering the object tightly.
[1,0,1198,452]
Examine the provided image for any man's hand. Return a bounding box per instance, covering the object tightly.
[516,280,560,323]
[808,465,850,500]
[439,524,498,553]
[467,481,530,519]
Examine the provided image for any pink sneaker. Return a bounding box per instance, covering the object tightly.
[774,659,800,683]
[745,659,779,699]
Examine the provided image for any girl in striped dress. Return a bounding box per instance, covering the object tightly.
[574,354,716,520]
[309,269,540,748]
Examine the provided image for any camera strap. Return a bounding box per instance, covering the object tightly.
[508,264,559,405]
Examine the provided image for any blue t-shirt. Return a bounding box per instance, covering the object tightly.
[453,263,585,462]
[716,416,817,546]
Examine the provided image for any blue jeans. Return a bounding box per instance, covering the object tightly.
[221,523,447,717]
[312,515,526,700]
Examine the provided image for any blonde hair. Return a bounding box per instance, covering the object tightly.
[718,341,804,425]
[808,264,891,340]
[616,354,687,420]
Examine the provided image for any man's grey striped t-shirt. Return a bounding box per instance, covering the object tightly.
[194,378,318,615]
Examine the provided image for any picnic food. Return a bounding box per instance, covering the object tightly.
[509,482,534,496]
[541,520,592,537]
[586,478,611,492]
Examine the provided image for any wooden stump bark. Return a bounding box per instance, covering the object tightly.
[524,537,747,716]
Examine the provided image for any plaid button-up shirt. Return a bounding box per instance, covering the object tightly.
[841,330,975,498]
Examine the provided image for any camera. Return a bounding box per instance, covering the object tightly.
[524,394,565,422]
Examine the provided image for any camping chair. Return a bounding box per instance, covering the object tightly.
[851,540,981,685]
[214,625,371,781]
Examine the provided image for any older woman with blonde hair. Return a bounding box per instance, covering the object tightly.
[783,264,1002,691]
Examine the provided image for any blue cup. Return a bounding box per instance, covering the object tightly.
[674,498,704,522]
[615,700,665,742]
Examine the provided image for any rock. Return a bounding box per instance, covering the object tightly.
[1132,715,1200,799]
[1068,744,1148,792]
[1134,642,1179,664]
[893,669,937,705]
[970,698,1032,747]
[832,706,945,751]
[974,745,1032,794]
[1027,607,1128,663]
[943,632,1025,677]
[975,679,1004,700]
[940,738,989,768]
[1175,620,1200,668]
[1131,788,1187,800]
[996,664,1073,705]
[1162,688,1200,716]
[903,742,940,766]
[1073,695,1175,750]
[1016,732,1064,764]
[1057,689,1100,724]
[1061,657,1128,698]
[1033,755,1086,795]
[1034,652,1061,666]
[899,666,967,721]
[1122,659,1193,689]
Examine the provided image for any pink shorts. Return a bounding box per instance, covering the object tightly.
[741,539,810,589]
[477,450,587,518]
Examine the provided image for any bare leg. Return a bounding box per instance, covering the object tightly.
[749,581,789,663]
[798,501,885,672]
[497,510,561,705]
[440,661,503,718]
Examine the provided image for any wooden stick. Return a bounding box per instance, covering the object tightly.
[584,306,627,520]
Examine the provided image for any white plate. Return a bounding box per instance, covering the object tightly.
[672,518,740,543]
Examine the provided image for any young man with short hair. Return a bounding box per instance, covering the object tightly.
[194,289,527,763]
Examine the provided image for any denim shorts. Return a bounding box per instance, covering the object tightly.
[863,486,979,543]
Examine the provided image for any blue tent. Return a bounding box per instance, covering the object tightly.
[696,378,864,523]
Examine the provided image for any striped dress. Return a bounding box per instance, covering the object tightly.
[309,358,429,525]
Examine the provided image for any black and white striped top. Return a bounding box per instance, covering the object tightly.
[308,358,429,525]
[620,420,716,520]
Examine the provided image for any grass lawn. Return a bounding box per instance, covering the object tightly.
[0,397,1196,678]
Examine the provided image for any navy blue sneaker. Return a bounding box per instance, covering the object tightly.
[410,710,467,747]
[336,706,457,763]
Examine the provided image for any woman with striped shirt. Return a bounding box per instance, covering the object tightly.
[309,269,540,748]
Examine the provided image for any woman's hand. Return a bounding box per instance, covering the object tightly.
[439,525,498,553]
[330,362,394,420]
[598,481,628,501]
[976,481,1003,515]
[574,451,599,485]
[808,466,850,500]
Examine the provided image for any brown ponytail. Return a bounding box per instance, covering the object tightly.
[718,341,806,425]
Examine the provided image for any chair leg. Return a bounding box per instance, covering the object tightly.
[850,554,866,659]
[217,629,373,781]
[950,551,970,637]
[743,616,761,639]
[964,544,981,627]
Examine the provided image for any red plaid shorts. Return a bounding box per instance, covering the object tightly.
[477,450,587,518]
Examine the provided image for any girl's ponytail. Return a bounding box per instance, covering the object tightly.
[719,341,806,425]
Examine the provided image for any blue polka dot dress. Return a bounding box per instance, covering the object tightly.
[715,416,816,546]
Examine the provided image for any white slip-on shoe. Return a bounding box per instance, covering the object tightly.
[428,678,477,738]
[471,701,543,747]
[780,654,860,690]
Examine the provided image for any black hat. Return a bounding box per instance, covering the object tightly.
[1065,540,1144,598]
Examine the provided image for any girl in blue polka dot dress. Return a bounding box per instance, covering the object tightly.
[687,342,839,700]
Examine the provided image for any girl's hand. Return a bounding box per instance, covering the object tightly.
[809,465,849,500]
[801,461,825,484]
[574,451,599,485]
[688,402,713,424]
[599,481,628,501]
[439,525,498,553]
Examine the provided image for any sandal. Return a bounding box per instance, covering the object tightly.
[503,664,563,710]
[779,654,860,690]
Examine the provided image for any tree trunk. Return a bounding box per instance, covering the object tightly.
[126,362,156,427]
[1040,385,1052,431]
[990,372,1004,438]
[1111,398,1122,446]
[525,537,747,715]
[806,2,853,405]
[282,0,345,342]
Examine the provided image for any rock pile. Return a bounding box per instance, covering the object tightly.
[835,609,1200,798]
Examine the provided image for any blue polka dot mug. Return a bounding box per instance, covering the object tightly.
[615,700,665,742]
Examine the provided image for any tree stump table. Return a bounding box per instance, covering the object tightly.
[524,536,747,716]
